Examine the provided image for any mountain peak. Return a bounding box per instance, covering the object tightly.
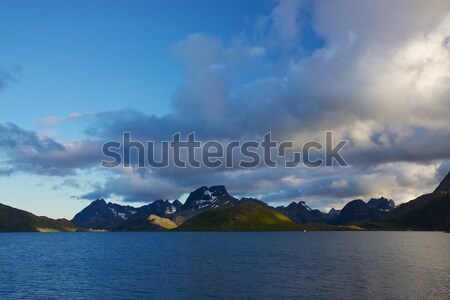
[367,197,395,210]
[434,171,450,193]
[172,199,183,209]
[180,185,237,211]
[91,199,107,206]
[208,185,228,196]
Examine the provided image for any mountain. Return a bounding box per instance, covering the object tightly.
[0,203,79,232]
[334,197,395,225]
[147,214,178,230]
[363,192,450,231]
[176,203,363,231]
[363,174,450,231]
[388,192,449,231]
[69,172,450,232]
[172,199,183,210]
[115,214,178,231]
[72,186,243,230]
[326,208,341,219]
[239,197,270,207]
[176,203,300,231]
[333,172,450,230]
[167,185,240,224]
[367,197,395,211]
[72,199,134,230]
[434,171,450,193]
[336,200,386,225]
[72,199,180,230]
[71,186,396,230]
[276,201,326,224]
[180,185,238,211]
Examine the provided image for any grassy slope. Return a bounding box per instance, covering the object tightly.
[115,214,178,231]
[148,214,177,230]
[176,204,363,231]
[0,203,79,232]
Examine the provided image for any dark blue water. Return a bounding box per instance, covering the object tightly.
[0,232,449,300]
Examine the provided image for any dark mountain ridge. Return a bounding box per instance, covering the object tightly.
[0,203,79,232]
[72,198,180,230]
[363,175,450,231]
[276,201,326,224]
[334,197,395,225]
[434,171,450,193]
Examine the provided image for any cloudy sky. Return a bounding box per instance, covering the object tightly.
[0,0,449,219]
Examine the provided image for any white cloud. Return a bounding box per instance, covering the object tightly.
[4,1,450,208]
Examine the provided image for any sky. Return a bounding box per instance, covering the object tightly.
[0,0,449,219]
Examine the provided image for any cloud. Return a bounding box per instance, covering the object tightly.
[248,47,266,58]
[0,122,101,176]
[2,1,450,209]
[0,122,65,152]
[0,167,13,177]
[0,64,21,92]
[313,0,449,48]
[78,1,450,206]
[38,112,92,127]
[77,190,111,201]
[52,178,81,190]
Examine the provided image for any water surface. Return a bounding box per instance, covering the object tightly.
[0,232,449,299]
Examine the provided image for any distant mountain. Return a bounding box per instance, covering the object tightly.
[72,199,180,230]
[176,203,363,231]
[239,197,270,207]
[72,186,246,230]
[364,174,450,231]
[176,203,300,231]
[367,197,395,211]
[333,197,395,225]
[180,185,238,211]
[115,214,178,231]
[72,199,134,230]
[0,203,78,232]
[147,214,177,230]
[335,200,386,225]
[71,186,398,230]
[384,193,449,231]
[172,199,183,210]
[68,171,450,232]
[166,185,241,224]
[326,208,341,219]
[276,201,326,224]
[4,171,450,232]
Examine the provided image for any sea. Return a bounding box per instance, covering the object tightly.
[0,231,449,299]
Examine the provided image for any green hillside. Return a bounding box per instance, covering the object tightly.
[0,203,79,232]
[176,204,363,231]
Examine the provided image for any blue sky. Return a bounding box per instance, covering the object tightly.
[0,0,449,219]
[0,0,271,128]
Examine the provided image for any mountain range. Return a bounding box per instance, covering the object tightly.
[1,171,449,232]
